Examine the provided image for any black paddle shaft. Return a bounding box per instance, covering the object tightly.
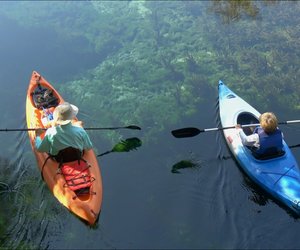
[0,125,141,132]
[171,119,300,138]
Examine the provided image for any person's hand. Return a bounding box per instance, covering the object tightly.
[235,124,241,129]
[35,128,44,137]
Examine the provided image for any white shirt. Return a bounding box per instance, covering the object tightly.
[237,128,260,148]
[237,127,284,149]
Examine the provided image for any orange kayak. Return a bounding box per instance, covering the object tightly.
[26,71,103,225]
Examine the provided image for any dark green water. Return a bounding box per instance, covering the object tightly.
[1,1,300,249]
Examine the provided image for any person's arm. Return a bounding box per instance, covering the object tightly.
[35,129,51,153]
[82,130,93,150]
[238,128,259,147]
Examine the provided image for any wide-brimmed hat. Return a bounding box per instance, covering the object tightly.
[53,102,78,125]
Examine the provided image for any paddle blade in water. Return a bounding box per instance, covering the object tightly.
[111,137,142,153]
[171,160,199,174]
[171,127,201,138]
[97,137,142,157]
[125,125,142,130]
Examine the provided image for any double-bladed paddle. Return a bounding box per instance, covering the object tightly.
[0,125,141,132]
[171,119,300,138]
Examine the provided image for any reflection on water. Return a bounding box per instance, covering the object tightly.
[171,159,201,174]
[242,175,269,207]
[0,181,25,201]
[241,170,300,219]
[97,137,142,157]
[209,0,262,23]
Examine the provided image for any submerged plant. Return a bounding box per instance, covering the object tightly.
[0,181,25,199]
[1,1,300,138]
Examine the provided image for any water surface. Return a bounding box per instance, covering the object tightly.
[1,1,300,249]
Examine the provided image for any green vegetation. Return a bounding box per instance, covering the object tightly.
[1,1,299,141]
[0,154,63,249]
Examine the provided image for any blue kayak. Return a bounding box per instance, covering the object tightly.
[218,80,300,215]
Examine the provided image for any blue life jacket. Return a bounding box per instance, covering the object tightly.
[253,126,283,156]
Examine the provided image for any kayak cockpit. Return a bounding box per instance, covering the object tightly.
[252,148,286,161]
[237,112,259,135]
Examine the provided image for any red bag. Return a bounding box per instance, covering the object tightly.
[61,160,92,191]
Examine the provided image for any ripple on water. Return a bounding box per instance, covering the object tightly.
[0,125,65,248]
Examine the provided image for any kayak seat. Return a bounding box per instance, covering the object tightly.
[252,148,286,160]
[61,160,93,192]
[41,147,83,181]
[54,147,95,195]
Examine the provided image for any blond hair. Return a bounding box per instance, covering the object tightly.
[259,112,278,133]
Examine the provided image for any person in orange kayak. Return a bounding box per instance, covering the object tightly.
[235,112,284,157]
[35,102,93,161]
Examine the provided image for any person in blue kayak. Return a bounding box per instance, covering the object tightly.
[35,102,93,162]
[236,112,284,158]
